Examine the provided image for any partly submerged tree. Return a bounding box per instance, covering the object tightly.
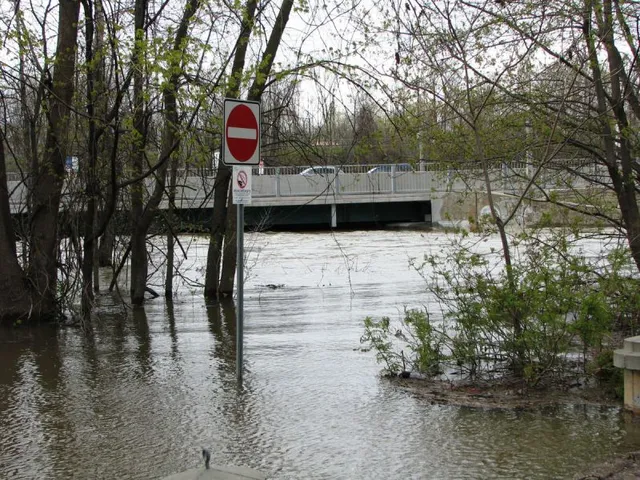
[204,0,362,298]
[128,0,203,305]
[0,0,81,323]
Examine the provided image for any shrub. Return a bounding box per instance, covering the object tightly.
[361,310,444,376]
[589,349,624,399]
[363,228,636,387]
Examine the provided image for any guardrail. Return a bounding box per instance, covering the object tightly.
[251,165,431,198]
[6,161,612,214]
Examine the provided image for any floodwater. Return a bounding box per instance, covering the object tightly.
[2,230,640,479]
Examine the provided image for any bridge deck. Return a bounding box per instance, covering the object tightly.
[7,170,438,214]
[7,163,609,227]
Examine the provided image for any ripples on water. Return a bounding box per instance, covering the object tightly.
[2,230,640,479]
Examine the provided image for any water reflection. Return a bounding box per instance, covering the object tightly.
[131,307,153,378]
[166,300,180,362]
[206,300,236,377]
[0,331,48,478]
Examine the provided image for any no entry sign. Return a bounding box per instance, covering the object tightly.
[223,99,261,165]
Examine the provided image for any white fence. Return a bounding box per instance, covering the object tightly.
[252,168,431,198]
[6,161,612,214]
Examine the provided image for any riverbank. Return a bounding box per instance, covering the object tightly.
[391,376,620,410]
[575,451,640,479]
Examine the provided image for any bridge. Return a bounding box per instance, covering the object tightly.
[6,161,606,228]
[246,165,439,227]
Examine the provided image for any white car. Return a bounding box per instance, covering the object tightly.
[299,166,344,176]
[367,163,414,174]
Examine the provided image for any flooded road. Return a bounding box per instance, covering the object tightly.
[2,230,640,479]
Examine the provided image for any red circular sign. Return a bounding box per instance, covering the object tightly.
[226,104,258,162]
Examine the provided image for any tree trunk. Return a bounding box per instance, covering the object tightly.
[208,0,294,297]
[165,158,179,298]
[95,0,115,270]
[0,126,32,323]
[204,165,230,298]
[204,0,258,299]
[584,0,640,272]
[81,0,98,320]
[98,132,120,270]
[129,0,148,305]
[27,0,81,319]
[219,191,236,295]
[474,127,525,375]
[598,0,640,272]
[130,231,148,305]
[16,2,44,252]
[98,222,115,266]
[130,0,201,304]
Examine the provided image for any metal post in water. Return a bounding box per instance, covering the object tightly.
[236,203,244,383]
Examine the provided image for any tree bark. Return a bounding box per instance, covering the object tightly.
[95,0,116,269]
[165,157,179,298]
[27,0,81,319]
[98,221,115,266]
[0,126,32,323]
[81,0,98,320]
[218,196,236,295]
[129,0,148,305]
[597,0,640,272]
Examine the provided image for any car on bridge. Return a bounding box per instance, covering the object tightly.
[299,166,344,176]
[367,163,414,174]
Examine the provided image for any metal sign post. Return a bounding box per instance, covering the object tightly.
[231,165,252,383]
[223,97,260,385]
[236,202,244,383]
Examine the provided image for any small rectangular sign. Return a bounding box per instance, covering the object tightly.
[232,166,252,205]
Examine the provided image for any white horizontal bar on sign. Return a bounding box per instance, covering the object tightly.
[227,127,257,140]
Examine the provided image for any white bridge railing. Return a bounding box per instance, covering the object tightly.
[253,169,431,198]
[6,161,611,214]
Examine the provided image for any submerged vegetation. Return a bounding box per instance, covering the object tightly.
[361,223,637,395]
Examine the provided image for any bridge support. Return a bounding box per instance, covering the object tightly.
[331,204,337,228]
[614,336,640,413]
[391,165,397,193]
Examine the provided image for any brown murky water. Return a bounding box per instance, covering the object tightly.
[2,230,640,479]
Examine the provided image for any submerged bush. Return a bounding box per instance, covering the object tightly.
[588,349,624,399]
[361,316,403,374]
[362,228,638,386]
[361,311,444,376]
